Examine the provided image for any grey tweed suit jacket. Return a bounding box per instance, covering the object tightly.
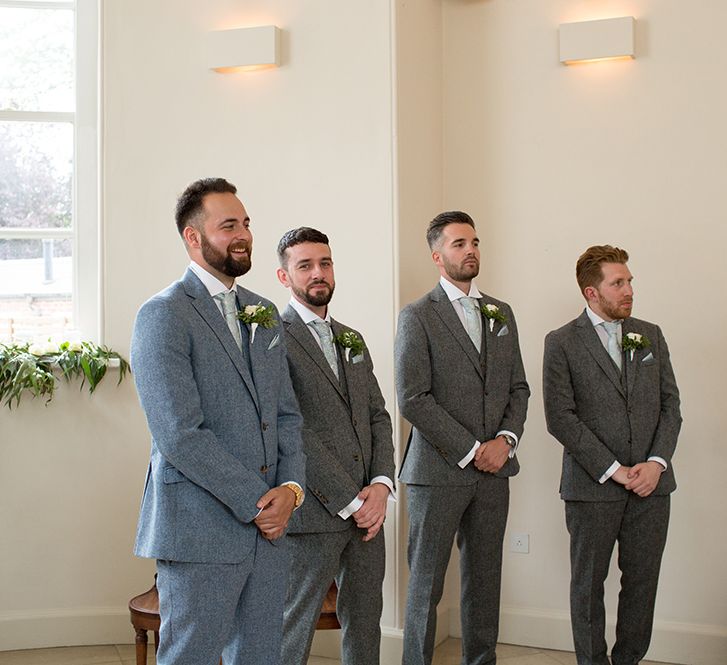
[281,306,395,533]
[543,310,681,501]
[395,284,530,485]
[131,268,306,563]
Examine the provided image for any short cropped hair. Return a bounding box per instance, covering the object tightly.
[277,227,330,268]
[576,245,630,294]
[426,211,475,250]
[175,178,237,237]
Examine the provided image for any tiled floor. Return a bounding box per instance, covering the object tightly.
[0,639,679,665]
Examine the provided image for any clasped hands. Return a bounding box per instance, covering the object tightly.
[473,435,510,474]
[352,482,390,542]
[254,486,297,540]
[612,461,663,497]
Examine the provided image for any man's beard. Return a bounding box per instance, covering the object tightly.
[443,256,479,282]
[294,280,335,307]
[597,293,632,320]
[200,234,252,278]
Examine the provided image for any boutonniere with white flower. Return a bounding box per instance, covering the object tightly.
[334,331,366,362]
[236,303,277,344]
[621,332,650,361]
[480,303,507,332]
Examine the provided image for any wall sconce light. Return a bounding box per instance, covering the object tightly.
[207,26,280,73]
[559,17,635,65]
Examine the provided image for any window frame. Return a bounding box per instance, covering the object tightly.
[0,0,100,341]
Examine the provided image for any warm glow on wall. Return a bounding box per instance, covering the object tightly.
[207,26,280,73]
[559,17,635,65]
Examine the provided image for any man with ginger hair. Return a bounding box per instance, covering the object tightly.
[543,245,681,665]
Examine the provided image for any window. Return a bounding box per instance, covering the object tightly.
[0,0,99,343]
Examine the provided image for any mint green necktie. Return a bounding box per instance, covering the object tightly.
[309,320,339,379]
[459,297,482,353]
[602,320,622,371]
[215,291,242,350]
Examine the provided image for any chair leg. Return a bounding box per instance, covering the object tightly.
[135,627,148,665]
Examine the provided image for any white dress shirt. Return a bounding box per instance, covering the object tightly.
[584,306,667,483]
[437,277,519,468]
[288,297,396,520]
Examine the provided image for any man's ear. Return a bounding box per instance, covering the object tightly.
[182,225,201,248]
[276,267,290,288]
[583,285,597,303]
[432,250,442,268]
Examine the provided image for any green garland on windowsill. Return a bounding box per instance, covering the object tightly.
[0,341,130,409]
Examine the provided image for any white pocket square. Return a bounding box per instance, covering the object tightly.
[497,325,509,337]
[352,353,364,364]
[641,352,655,364]
[267,334,280,350]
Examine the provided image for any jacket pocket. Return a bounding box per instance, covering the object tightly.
[163,466,187,484]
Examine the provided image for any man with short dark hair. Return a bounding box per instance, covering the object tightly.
[131,178,305,665]
[395,211,530,665]
[276,227,396,665]
[543,245,682,665]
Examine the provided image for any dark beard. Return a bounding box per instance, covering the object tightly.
[294,281,334,307]
[443,258,479,283]
[200,234,251,278]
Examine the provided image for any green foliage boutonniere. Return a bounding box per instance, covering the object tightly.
[0,340,129,409]
[236,303,277,344]
[621,332,650,361]
[334,331,366,362]
[480,303,507,332]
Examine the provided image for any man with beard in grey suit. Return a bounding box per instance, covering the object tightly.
[395,211,530,665]
[543,245,681,665]
[276,227,396,665]
[131,178,305,665]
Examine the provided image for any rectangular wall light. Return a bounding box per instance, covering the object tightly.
[559,17,635,65]
[207,25,280,73]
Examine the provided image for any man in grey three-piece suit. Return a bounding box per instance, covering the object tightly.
[395,211,530,665]
[543,245,681,665]
[131,178,305,665]
[275,227,396,665]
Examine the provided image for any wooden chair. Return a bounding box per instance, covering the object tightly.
[129,578,340,664]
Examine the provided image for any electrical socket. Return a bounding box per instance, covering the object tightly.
[510,533,530,554]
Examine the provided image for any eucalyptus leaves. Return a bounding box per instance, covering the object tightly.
[0,340,129,409]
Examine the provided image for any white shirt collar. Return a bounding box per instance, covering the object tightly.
[288,297,331,325]
[439,276,482,302]
[585,305,621,327]
[188,261,235,298]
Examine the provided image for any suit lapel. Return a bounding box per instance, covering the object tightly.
[183,271,260,414]
[575,312,626,399]
[430,287,484,378]
[282,306,347,402]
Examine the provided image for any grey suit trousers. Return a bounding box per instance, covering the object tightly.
[403,477,509,665]
[281,524,385,665]
[565,495,670,665]
[156,534,290,665]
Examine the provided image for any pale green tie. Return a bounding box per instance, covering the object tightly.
[602,320,622,371]
[215,291,243,350]
[309,320,339,379]
[459,297,482,353]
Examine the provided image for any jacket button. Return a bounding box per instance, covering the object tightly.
[261,421,269,431]
[353,454,360,462]
[260,465,269,473]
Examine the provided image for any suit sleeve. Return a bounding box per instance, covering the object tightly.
[646,325,682,463]
[272,330,306,488]
[131,298,270,524]
[542,330,620,481]
[495,305,530,439]
[394,305,478,465]
[364,345,396,483]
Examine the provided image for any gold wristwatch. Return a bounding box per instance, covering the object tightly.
[281,482,305,510]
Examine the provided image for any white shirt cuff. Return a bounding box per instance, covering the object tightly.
[338,477,397,520]
[648,456,668,470]
[458,441,481,468]
[496,430,519,459]
[599,461,621,484]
